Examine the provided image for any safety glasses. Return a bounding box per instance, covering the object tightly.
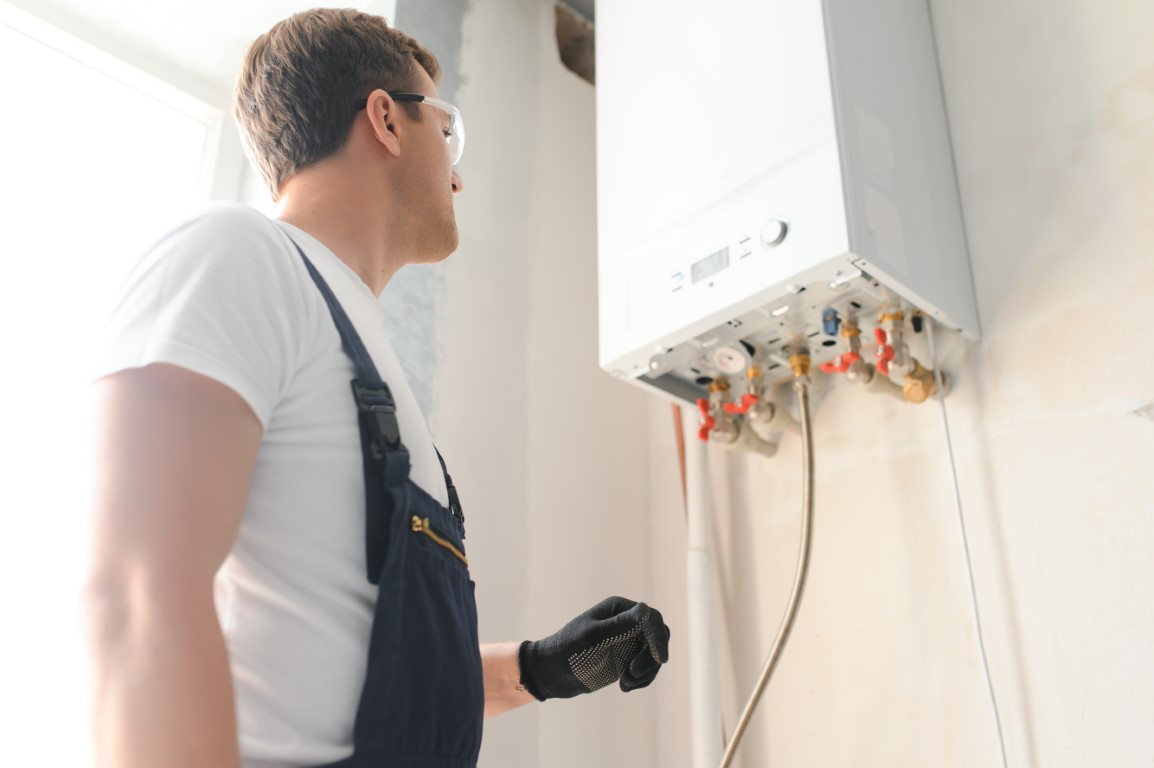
[356,92,465,166]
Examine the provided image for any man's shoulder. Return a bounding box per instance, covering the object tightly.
[144,202,309,286]
[116,203,322,332]
[165,202,288,252]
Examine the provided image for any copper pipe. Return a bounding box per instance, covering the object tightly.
[673,403,688,504]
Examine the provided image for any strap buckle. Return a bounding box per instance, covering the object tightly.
[351,380,407,458]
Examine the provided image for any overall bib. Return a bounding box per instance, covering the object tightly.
[291,240,484,768]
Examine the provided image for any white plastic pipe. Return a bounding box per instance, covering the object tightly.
[682,408,723,768]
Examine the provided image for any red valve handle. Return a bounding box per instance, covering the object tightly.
[696,398,716,442]
[874,327,895,375]
[722,393,760,415]
[819,351,862,375]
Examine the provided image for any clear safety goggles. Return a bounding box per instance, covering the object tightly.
[356,91,466,166]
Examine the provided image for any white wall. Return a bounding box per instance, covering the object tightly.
[435,1,663,765]
[442,0,1154,766]
[434,0,536,761]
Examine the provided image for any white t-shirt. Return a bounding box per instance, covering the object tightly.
[96,202,449,767]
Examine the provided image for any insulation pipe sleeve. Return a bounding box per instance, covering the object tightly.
[850,364,905,399]
[719,421,779,458]
[682,408,724,768]
[745,400,793,446]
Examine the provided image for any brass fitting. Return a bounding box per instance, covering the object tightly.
[902,358,944,403]
[788,353,811,379]
[878,310,905,324]
[709,377,731,393]
[745,365,763,401]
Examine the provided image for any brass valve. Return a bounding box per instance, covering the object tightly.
[724,366,763,415]
[902,358,945,403]
[788,352,811,379]
[877,306,909,372]
[878,310,905,324]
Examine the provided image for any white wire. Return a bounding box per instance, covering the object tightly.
[925,319,1009,768]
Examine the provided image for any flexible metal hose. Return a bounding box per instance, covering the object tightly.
[718,375,815,768]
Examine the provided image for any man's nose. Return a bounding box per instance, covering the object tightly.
[451,168,464,194]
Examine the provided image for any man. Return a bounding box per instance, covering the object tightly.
[86,9,669,768]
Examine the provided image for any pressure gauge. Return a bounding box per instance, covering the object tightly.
[712,345,750,374]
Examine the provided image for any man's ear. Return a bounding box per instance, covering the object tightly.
[363,89,402,158]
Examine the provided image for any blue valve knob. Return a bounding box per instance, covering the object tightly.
[822,307,840,336]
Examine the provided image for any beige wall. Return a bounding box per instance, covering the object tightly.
[439,0,1154,765]
[702,1,1154,766]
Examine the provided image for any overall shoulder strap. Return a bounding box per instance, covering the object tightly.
[435,447,466,538]
[287,234,410,584]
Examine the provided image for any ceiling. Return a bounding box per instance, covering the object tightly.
[5,0,397,107]
[6,0,593,107]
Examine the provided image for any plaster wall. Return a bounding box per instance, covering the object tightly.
[684,1,1154,765]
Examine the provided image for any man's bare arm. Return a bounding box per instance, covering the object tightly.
[481,641,536,718]
[87,363,262,768]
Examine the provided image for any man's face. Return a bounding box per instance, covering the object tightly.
[398,68,464,263]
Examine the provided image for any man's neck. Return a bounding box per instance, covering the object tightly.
[275,168,404,297]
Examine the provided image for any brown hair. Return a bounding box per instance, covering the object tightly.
[233,8,440,200]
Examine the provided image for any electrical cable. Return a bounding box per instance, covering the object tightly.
[718,374,815,768]
[926,320,1009,768]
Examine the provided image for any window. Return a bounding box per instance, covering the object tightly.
[0,10,221,765]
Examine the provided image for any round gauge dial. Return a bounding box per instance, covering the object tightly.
[712,345,750,374]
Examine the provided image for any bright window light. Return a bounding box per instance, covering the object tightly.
[0,15,218,766]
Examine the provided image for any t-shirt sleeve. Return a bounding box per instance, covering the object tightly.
[94,205,315,429]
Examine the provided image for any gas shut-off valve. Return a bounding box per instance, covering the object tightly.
[696,348,801,457]
[691,298,954,456]
[697,377,781,458]
[820,306,948,404]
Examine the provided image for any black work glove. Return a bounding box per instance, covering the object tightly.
[518,596,670,701]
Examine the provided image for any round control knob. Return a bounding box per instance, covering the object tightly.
[761,219,788,247]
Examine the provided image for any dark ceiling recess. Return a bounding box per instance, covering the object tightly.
[555,0,594,85]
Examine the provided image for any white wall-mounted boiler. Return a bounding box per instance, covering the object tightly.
[596,0,979,404]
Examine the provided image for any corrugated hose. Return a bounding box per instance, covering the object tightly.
[718,374,815,768]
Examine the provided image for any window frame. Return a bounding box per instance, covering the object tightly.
[0,0,242,202]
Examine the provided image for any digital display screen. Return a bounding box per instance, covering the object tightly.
[691,247,730,284]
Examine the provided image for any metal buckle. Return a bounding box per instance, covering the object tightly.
[350,380,406,458]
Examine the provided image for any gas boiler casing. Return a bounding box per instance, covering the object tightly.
[596,0,979,402]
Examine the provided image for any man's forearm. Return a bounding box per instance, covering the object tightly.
[480,641,535,718]
[88,579,239,768]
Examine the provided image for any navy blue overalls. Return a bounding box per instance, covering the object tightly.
[290,239,484,768]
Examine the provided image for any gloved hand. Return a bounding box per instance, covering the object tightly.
[518,596,670,701]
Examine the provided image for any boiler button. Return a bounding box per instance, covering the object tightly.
[761,219,788,247]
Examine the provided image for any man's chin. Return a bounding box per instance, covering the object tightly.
[419,231,459,264]
[440,224,460,259]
